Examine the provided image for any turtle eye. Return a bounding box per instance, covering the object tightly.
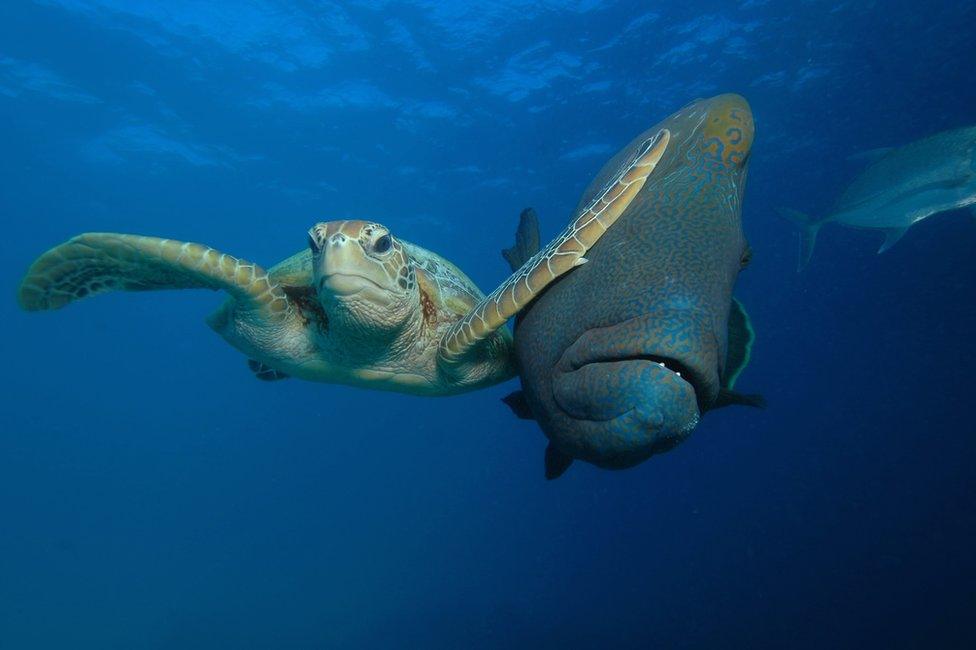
[373,234,392,254]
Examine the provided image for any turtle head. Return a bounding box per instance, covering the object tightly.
[308,220,419,339]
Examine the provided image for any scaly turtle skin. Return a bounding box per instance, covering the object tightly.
[17,128,670,395]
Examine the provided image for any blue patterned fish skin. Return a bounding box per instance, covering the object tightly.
[514,94,755,470]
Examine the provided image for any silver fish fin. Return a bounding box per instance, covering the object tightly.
[878,227,908,254]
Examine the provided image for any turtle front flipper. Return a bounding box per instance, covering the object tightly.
[437,128,671,370]
[18,233,292,320]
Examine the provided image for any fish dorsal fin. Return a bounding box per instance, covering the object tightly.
[502,208,541,272]
[723,297,755,390]
[502,209,542,328]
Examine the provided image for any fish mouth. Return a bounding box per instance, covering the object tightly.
[550,347,703,468]
[563,348,707,412]
[540,313,721,468]
[577,353,702,407]
[554,310,722,413]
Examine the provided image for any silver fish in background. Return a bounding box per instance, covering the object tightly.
[781,125,976,270]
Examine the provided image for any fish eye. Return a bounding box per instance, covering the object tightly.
[373,234,392,254]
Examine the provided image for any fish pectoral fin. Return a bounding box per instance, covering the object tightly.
[502,390,535,420]
[723,298,755,390]
[878,227,909,254]
[545,443,574,480]
[718,302,765,410]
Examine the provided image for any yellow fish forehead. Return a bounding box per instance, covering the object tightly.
[700,94,754,165]
[660,94,754,163]
[666,94,754,167]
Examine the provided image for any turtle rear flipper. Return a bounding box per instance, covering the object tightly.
[438,128,671,369]
[18,233,292,320]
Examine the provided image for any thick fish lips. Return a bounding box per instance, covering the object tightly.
[551,312,721,466]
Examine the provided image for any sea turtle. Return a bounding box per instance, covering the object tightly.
[17,128,670,396]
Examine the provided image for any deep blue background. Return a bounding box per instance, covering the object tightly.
[2,1,975,648]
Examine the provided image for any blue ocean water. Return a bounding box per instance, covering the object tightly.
[2,1,975,647]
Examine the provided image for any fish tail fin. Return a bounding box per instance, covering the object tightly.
[777,208,821,272]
